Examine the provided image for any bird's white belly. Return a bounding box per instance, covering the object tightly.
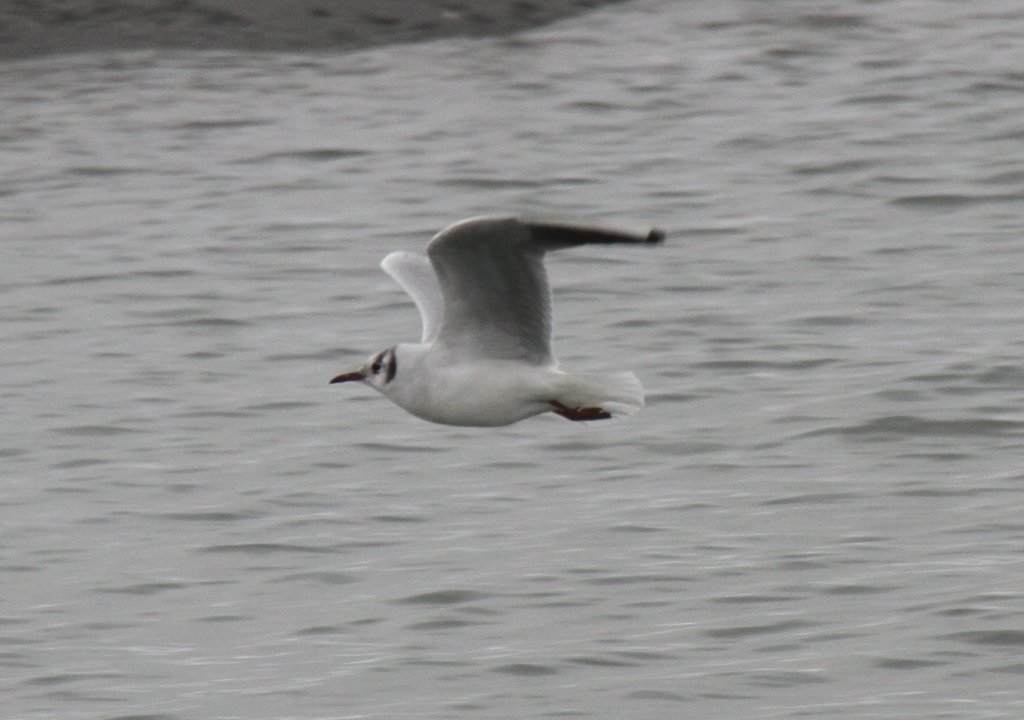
[396,361,555,427]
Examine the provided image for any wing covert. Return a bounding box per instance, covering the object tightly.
[427,217,553,364]
[380,251,444,344]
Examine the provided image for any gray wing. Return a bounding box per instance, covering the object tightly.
[381,251,444,343]
[426,216,664,364]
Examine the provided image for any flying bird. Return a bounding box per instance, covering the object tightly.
[330,215,664,426]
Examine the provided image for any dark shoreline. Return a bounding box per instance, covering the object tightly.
[0,0,629,59]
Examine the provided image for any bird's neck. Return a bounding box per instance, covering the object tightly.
[384,342,430,401]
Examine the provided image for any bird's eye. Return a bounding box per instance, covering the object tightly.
[371,361,383,374]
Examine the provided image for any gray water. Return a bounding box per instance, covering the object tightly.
[3,1,1024,718]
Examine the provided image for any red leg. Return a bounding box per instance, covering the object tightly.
[549,400,612,421]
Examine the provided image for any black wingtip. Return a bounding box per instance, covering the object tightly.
[523,219,666,250]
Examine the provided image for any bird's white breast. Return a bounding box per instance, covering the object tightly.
[384,345,556,427]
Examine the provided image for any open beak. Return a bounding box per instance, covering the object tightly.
[329,369,365,384]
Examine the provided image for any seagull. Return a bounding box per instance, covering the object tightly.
[330,215,664,426]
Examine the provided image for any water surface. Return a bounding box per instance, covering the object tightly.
[2,1,1024,718]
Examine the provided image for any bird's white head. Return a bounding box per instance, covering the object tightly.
[330,346,398,394]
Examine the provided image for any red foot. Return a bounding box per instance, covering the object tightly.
[549,400,612,422]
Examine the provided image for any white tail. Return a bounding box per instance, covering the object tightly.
[553,371,645,419]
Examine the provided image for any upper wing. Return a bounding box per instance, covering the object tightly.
[380,250,444,344]
[426,216,663,364]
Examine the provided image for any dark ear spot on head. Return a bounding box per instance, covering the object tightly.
[385,347,397,383]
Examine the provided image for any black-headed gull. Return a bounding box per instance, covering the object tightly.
[330,216,664,426]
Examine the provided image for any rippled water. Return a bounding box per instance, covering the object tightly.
[3,1,1024,718]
